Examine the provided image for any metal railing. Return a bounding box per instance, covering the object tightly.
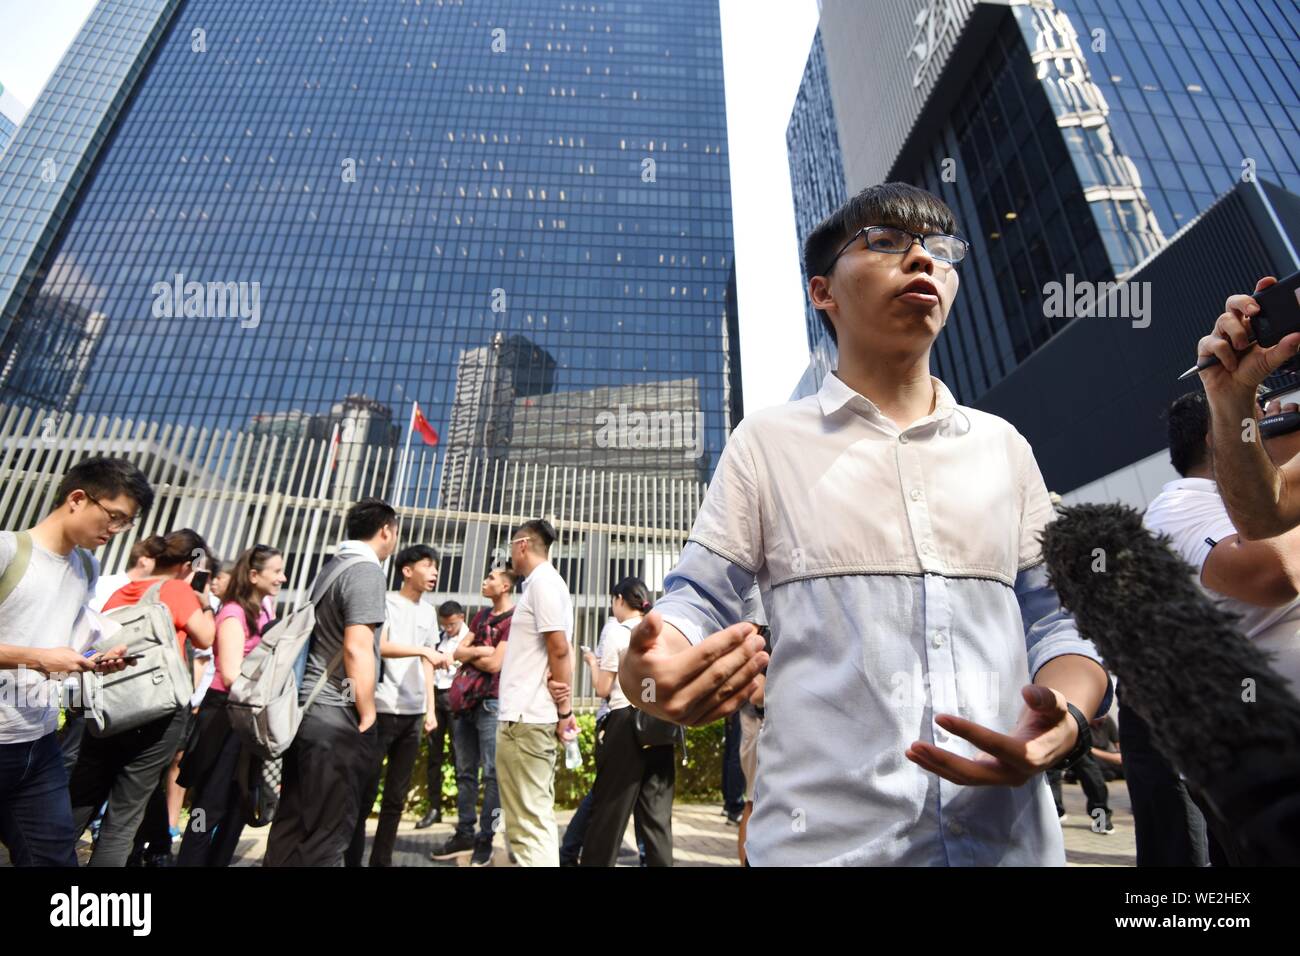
[0,403,707,708]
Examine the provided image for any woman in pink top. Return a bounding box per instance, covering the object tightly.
[177,545,285,866]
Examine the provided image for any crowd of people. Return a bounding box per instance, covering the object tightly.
[0,459,689,867]
[3,181,1298,867]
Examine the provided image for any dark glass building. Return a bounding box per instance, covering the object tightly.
[785,28,846,386]
[792,0,1300,499]
[0,0,739,498]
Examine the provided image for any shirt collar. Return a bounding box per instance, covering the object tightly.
[816,370,958,428]
[336,539,381,566]
[524,560,553,585]
[1161,476,1218,494]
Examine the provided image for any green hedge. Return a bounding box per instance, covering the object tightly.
[383,712,727,813]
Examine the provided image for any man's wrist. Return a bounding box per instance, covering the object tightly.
[557,709,572,719]
[1052,702,1092,769]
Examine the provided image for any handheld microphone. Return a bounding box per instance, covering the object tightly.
[1040,502,1300,865]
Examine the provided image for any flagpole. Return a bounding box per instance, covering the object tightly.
[295,421,340,611]
[384,401,418,579]
[393,400,417,512]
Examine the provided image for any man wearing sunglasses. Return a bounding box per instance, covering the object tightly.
[620,182,1112,865]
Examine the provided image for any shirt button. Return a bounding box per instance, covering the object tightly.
[948,819,965,836]
[931,631,945,648]
[910,489,922,501]
[899,434,910,444]
[921,542,934,554]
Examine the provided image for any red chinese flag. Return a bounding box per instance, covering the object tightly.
[413,406,439,446]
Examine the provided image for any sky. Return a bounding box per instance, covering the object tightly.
[0,0,820,414]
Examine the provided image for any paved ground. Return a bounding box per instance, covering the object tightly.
[4,778,1135,867]
[232,779,1139,867]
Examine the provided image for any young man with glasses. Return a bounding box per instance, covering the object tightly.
[620,182,1113,866]
[0,456,153,866]
[494,518,574,866]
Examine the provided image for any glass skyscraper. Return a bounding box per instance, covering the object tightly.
[0,83,22,158]
[792,0,1299,404]
[0,0,739,498]
[785,28,845,390]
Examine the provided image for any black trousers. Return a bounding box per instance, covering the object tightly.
[1048,754,1110,821]
[346,712,423,867]
[721,711,744,814]
[580,708,675,867]
[67,706,190,867]
[1118,699,1209,867]
[176,696,248,867]
[265,705,378,867]
[425,688,454,803]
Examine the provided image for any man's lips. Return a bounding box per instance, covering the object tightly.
[898,278,940,300]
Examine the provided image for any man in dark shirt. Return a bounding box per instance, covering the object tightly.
[432,567,515,866]
[266,498,397,867]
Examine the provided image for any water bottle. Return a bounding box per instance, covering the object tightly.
[563,726,582,770]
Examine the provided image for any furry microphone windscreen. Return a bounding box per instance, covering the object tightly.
[1040,502,1300,864]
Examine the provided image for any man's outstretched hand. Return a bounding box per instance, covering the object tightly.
[905,684,1078,786]
[619,610,768,726]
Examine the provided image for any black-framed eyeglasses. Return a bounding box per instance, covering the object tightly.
[824,225,970,273]
[83,493,138,531]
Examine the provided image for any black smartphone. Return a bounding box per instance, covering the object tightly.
[1250,270,1300,348]
[190,570,210,593]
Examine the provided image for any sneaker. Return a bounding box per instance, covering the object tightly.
[470,842,494,867]
[725,809,743,826]
[1057,813,1068,824]
[430,833,476,860]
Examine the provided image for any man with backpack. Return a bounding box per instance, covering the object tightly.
[265,498,398,867]
[0,456,152,866]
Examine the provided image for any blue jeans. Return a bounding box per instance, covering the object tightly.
[0,731,79,866]
[451,698,499,844]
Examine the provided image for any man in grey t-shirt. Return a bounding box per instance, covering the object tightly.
[266,497,399,867]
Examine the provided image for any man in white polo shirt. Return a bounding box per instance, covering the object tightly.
[1143,391,1300,697]
[495,518,574,867]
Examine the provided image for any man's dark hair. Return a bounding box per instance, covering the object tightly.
[345,497,398,540]
[438,600,465,618]
[1166,391,1211,477]
[395,543,439,573]
[803,182,959,346]
[489,566,518,590]
[513,518,557,553]
[55,456,155,515]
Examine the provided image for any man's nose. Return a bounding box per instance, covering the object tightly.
[903,239,935,273]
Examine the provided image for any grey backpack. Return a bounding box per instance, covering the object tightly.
[226,556,365,760]
[86,581,194,736]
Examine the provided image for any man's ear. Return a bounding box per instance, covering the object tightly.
[808,275,833,312]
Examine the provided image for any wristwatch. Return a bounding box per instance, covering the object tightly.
[557,710,572,720]
[1052,702,1092,770]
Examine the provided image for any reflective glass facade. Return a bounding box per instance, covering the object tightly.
[1,0,737,487]
[899,0,1299,402]
[786,29,845,381]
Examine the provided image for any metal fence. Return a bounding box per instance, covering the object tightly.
[0,403,708,708]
